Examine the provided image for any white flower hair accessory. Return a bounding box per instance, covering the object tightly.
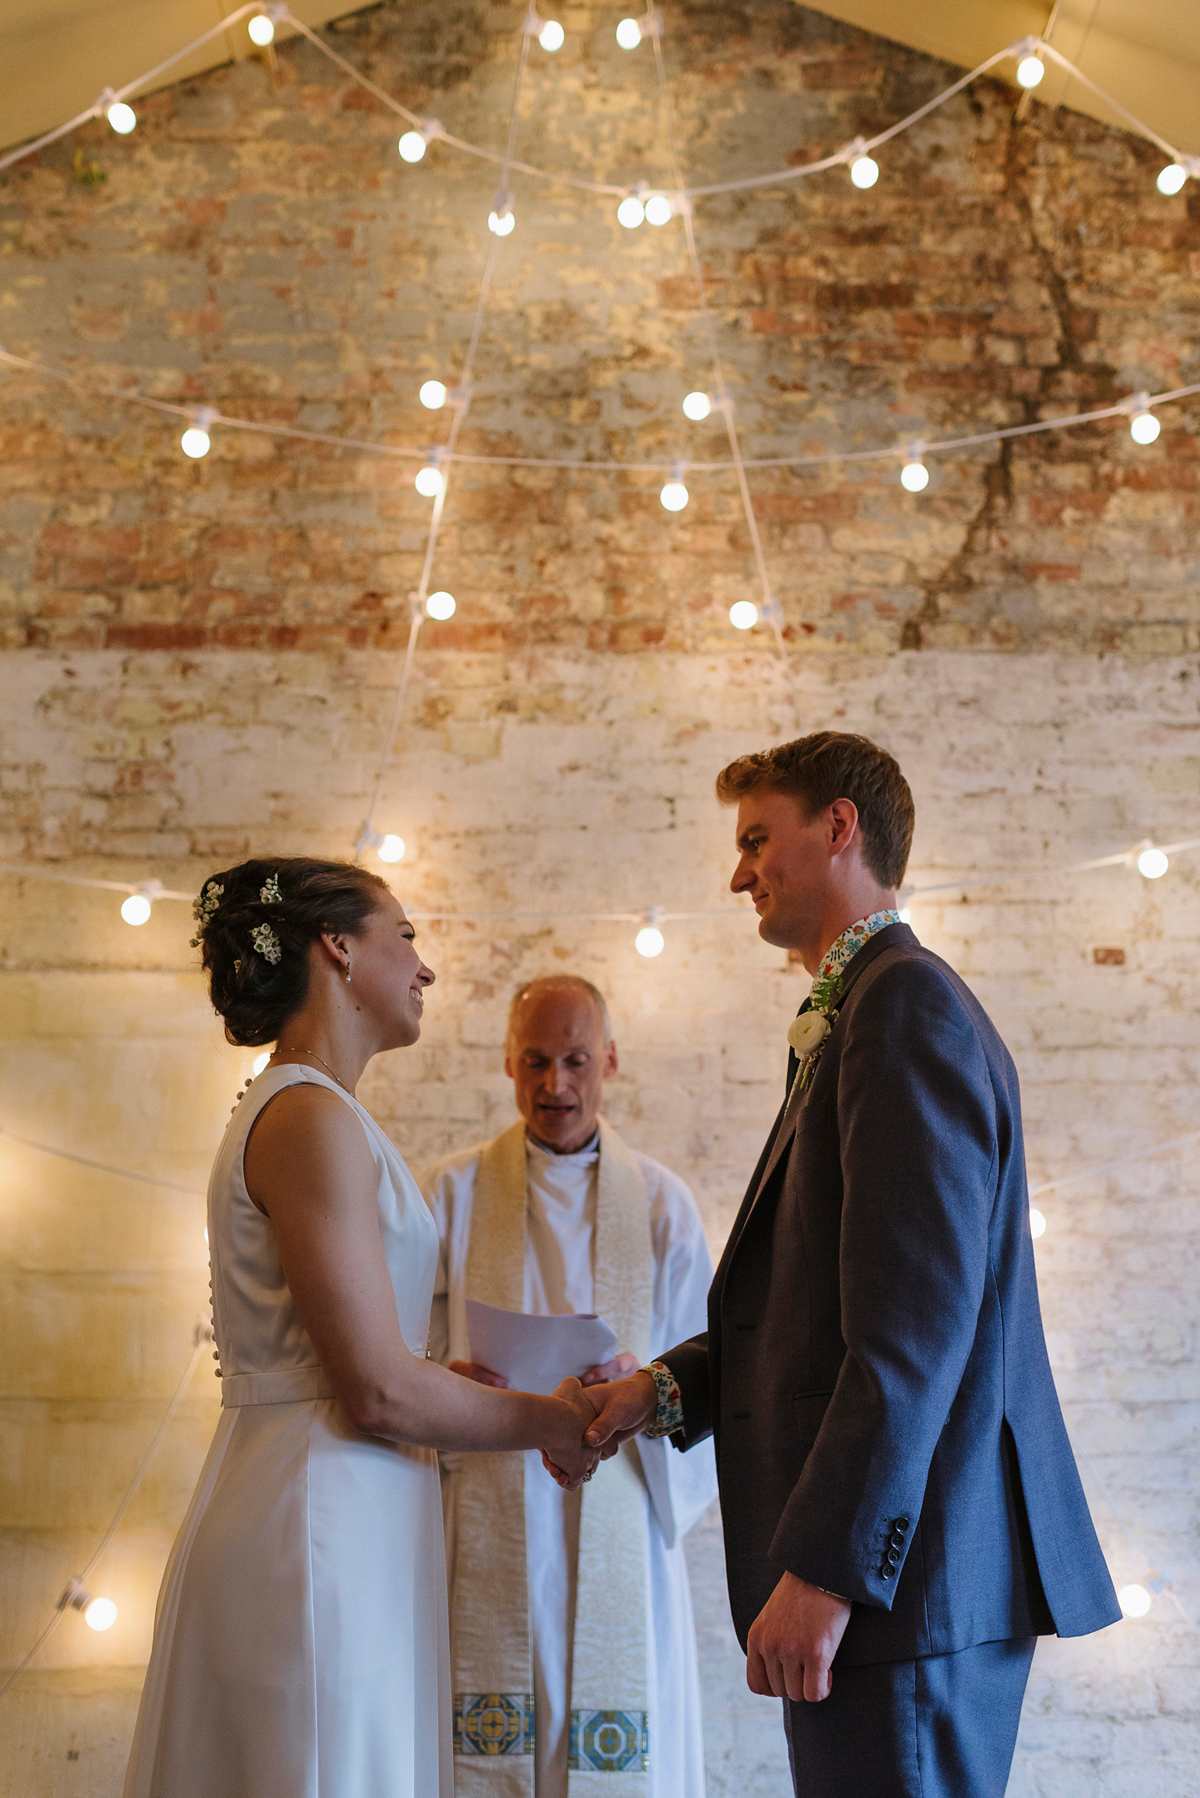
[259,874,282,904]
[250,922,282,965]
[189,879,224,949]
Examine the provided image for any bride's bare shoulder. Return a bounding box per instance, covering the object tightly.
[245,1082,374,1212]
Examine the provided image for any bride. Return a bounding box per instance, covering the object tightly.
[124,856,598,1798]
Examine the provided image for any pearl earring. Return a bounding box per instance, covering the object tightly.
[345,966,351,983]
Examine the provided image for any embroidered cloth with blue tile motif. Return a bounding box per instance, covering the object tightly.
[449,1118,653,1797]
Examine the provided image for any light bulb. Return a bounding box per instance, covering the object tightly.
[682,390,711,421]
[419,380,447,410]
[729,600,758,630]
[660,480,689,512]
[1016,54,1044,88]
[1137,847,1168,879]
[538,19,564,51]
[252,1052,271,1076]
[898,907,911,924]
[121,894,152,927]
[644,193,672,226]
[106,101,137,135]
[635,925,665,958]
[180,426,211,459]
[488,199,515,236]
[900,459,930,492]
[849,154,879,189]
[415,464,444,498]
[248,12,276,46]
[425,590,456,620]
[616,17,642,49]
[1156,162,1187,196]
[1118,1583,1151,1618]
[378,834,405,863]
[84,1596,118,1631]
[617,195,645,228]
[1029,1207,1047,1240]
[1130,409,1160,445]
[398,130,427,163]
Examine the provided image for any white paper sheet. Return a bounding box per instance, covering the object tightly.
[465,1297,618,1396]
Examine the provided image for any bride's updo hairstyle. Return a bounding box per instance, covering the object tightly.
[194,857,391,1047]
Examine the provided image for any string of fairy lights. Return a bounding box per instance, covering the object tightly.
[2,5,1199,859]
[0,1098,1196,1683]
[1,0,1198,1687]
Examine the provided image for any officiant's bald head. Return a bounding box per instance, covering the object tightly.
[505,977,617,1154]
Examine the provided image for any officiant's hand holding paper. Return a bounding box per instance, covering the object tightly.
[448,1359,509,1389]
[579,1350,639,1387]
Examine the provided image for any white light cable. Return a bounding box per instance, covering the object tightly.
[1029,1128,1200,1198]
[241,19,1200,208]
[0,5,258,175]
[905,833,1200,900]
[3,828,1200,916]
[0,1121,205,1195]
[279,8,626,198]
[4,346,1194,484]
[646,7,800,723]
[3,7,1188,218]
[0,1332,208,1700]
[354,14,534,857]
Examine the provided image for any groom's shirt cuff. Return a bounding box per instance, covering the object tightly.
[642,1360,685,1437]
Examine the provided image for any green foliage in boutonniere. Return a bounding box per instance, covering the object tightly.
[809,968,844,1015]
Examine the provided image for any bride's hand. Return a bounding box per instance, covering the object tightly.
[541,1377,601,1489]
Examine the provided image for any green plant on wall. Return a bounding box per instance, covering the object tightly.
[72,147,106,186]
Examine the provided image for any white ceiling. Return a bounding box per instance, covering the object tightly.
[0,1,1196,165]
[808,0,1200,154]
[0,1,352,158]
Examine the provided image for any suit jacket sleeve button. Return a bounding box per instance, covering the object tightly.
[896,1516,910,1531]
[880,1565,894,1579]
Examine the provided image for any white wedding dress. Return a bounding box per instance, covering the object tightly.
[123,1063,452,1798]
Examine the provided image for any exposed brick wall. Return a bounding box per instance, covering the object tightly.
[1,1,1199,661]
[1,4,1198,1794]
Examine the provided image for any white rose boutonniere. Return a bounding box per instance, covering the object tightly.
[787,1012,831,1057]
[787,1004,837,1097]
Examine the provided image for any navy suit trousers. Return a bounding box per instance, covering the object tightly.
[784,1636,1036,1797]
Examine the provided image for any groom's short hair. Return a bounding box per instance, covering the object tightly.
[715,732,915,888]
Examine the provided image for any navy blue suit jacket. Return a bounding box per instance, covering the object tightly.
[662,923,1120,1664]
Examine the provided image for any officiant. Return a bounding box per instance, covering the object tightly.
[423,974,717,1798]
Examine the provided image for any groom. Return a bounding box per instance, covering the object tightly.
[580,731,1120,1796]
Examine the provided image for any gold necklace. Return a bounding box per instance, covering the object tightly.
[272,1047,352,1094]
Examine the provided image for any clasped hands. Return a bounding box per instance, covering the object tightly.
[446,1352,651,1488]
[454,1356,853,1702]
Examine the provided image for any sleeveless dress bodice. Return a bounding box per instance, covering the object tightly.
[123,1063,453,1798]
[208,1063,438,1396]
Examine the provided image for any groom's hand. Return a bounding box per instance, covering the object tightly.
[581,1370,658,1455]
[746,1572,851,1704]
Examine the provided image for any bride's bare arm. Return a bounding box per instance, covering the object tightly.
[243,1086,595,1480]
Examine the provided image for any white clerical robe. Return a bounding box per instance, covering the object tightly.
[424,1128,718,1798]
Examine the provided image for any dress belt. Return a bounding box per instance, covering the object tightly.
[220,1366,337,1407]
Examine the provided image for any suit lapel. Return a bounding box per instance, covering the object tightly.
[726,923,918,1255]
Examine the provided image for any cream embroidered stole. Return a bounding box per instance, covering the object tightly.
[451,1118,653,1794]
